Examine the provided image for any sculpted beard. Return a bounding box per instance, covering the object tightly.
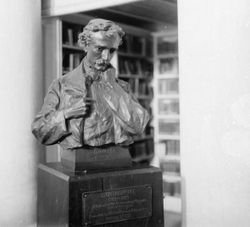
[95,59,109,70]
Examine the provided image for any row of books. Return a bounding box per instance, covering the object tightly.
[165,140,180,155]
[139,81,149,96]
[157,39,178,55]
[153,142,180,182]
[159,58,178,74]
[120,78,153,97]
[158,99,179,115]
[63,52,85,73]
[158,78,179,94]
[163,180,181,196]
[155,141,180,157]
[119,34,146,55]
[63,22,84,46]
[158,120,179,135]
[160,160,180,175]
[63,27,150,58]
[118,57,153,77]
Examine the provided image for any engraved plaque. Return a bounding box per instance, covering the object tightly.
[82,185,152,226]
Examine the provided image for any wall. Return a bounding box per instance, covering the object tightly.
[0,1,43,226]
[179,0,250,227]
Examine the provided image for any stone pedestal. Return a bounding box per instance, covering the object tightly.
[38,163,164,227]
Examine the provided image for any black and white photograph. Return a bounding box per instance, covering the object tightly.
[1,0,250,227]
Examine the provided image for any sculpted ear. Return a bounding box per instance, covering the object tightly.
[78,33,88,52]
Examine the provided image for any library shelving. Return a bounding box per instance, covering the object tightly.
[152,30,181,213]
[43,13,154,164]
[118,30,154,164]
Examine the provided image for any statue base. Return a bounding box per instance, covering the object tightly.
[38,163,164,227]
[61,146,132,172]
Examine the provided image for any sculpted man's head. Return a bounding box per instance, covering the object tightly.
[78,19,125,71]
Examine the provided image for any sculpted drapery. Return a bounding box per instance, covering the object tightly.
[32,60,149,149]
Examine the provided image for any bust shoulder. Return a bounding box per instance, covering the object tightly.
[59,65,86,90]
[116,78,130,93]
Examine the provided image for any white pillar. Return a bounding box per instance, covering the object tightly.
[179,1,250,227]
[0,1,43,226]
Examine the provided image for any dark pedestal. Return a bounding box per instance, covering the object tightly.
[38,163,164,227]
[61,146,132,171]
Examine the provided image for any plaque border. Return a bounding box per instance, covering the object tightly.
[82,185,152,226]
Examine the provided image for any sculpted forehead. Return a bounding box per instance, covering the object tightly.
[88,18,112,28]
[91,31,121,48]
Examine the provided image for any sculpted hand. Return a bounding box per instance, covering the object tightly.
[64,98,94,119]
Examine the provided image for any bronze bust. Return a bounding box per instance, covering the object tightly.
[32,19,149,169]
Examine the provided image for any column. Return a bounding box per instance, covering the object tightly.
[0,1,43,226]
[179,0,250,227]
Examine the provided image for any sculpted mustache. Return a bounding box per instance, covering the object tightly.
[96,60,108,65]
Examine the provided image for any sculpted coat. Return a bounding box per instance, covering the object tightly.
[32,60,149,150]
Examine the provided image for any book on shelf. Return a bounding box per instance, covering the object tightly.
[141,60,153,78]
[148,86,153,98]
[159,58,178,74]
[119,58,138,75]
[136,60,142,75]
[160,159,180,175]
[128,59,139,74]
[63,22,85,47]
[157,37,178,55]
[74,53,81,67]
[69,53,74,71]
[155,141,180,157]
[63,52,84,74]
[67,28,73,46]
[129,78,136,94]
[165,140,180,155]
[146,38,153,58]
[63,27,75,46]
[138,81,148,96]
[158,99,179,115]
[158,78,179,94]
[158,120,179,135]
[174,181,181,196]
[163,180,181,196]
[121,34,146,55]
[124,60,132,74]
[118,59,126,74]
[131,36,146,55]
[118,58,153,78]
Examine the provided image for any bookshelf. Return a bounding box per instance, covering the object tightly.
[118,31,154,164]
[43,14,154,164]
[62,21,86,74]
[152,31,181,213]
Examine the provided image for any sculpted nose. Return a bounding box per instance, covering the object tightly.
[102,49,110,61]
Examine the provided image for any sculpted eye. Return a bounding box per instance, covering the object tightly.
[97,47,104,52]
[110,48,116,54]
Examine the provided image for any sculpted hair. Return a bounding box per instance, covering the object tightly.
[78,18,125,51]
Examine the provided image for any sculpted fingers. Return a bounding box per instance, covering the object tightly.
[64,98,95,119]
